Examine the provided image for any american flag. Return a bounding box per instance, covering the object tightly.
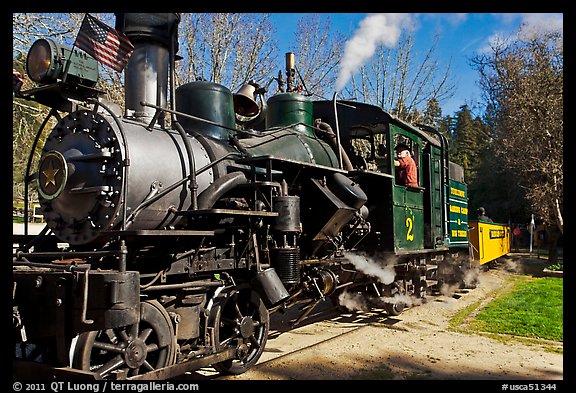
[74,14,134,73]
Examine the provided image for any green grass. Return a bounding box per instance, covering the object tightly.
[546,262,563,271]
[467,276,563,342]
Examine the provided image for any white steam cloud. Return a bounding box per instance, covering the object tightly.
[343,251,395,284]
[340,251,424,313]
[338,291,369,312]
[335,13,414,92]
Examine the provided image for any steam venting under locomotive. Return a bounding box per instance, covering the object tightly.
[13,13,476,380]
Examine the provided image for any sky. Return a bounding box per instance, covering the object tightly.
[268,13,563,117]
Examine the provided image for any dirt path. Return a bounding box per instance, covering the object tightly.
[214,258,563,381]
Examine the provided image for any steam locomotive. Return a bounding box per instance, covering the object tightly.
[13,13,476,380]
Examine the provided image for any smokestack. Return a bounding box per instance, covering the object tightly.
[115,13,180,124]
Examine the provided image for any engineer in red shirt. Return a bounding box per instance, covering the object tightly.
[394,144,418,187]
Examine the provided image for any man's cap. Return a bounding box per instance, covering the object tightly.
[395,143,410,152]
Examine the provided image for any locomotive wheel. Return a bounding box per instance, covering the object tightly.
[72,300,176,379]
[211,285,269,375]
[383,282,406,316]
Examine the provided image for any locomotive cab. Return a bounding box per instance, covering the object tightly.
[312,100,448,255]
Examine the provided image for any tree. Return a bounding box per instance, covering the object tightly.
[289,14,345,99]
[448,105,491,184]
[472,28,563,261]
[421,97,442,127]
[177,13,278,94]
[468,149,530,225]
[342,30,456,121]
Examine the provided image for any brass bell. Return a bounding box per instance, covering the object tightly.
[233,82,260,117]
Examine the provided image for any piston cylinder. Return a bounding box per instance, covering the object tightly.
[271,247,300,285]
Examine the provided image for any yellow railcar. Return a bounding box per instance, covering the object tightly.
[468,220,511,265]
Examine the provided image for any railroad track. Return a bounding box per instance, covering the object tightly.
[183,296,424,380]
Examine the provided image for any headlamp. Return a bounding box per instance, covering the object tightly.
[26,39,60,84]
[26,39,99,87]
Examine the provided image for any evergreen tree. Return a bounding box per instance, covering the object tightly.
[422,97,442,127]
[449,105,476,180]
[436,115,454,144]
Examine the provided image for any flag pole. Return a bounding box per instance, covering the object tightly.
[62,14,87,84]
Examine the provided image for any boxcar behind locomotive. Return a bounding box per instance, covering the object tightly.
[13,13,486,380]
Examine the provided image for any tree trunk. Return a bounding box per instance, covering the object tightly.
[546,225,561,264]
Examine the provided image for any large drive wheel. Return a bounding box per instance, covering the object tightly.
[72,300,176,379]
[383,281,407,316]
[211,286,269,375]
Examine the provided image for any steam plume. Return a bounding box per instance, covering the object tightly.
[335,13,414,92]
[338,291,369,312]
[344,252,395,284]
